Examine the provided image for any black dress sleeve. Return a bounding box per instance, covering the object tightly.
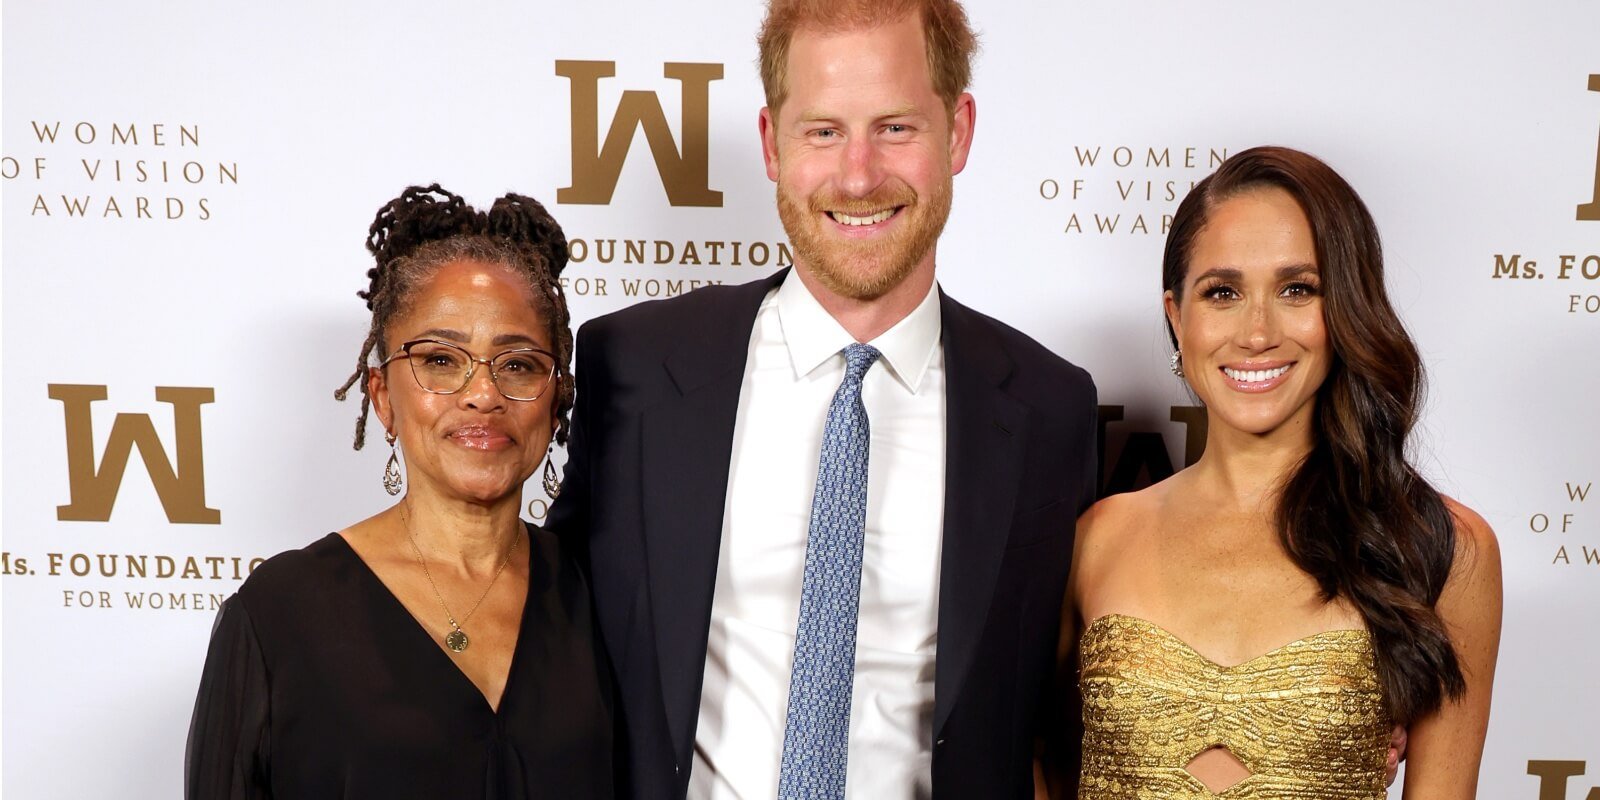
[186,595,271,800]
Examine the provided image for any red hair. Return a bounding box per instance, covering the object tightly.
[757,0,978,116]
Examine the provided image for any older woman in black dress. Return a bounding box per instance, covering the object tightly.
[186,186,610,798]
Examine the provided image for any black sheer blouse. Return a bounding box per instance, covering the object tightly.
[186,526,612,799]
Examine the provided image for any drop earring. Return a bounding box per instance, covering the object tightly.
[541,446,562,499]
[1169,350,1185,378]
[383,430,403,496]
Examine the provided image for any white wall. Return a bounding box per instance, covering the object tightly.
[3,1,1597,796]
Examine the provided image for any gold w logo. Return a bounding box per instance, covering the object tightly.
[1529,760,1600,800]
[1581,74,1600,221]
[556,60,723,207]
[50,385,220,524]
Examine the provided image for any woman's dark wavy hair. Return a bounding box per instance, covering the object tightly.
[334,184,574,450]
[1162,146,1464,723]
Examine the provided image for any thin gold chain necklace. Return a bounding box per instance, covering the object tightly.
[402,513,519,654]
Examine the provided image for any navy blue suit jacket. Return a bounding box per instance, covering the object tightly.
[547,269,1097,799]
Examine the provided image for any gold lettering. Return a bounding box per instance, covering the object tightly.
[1528,760,1600,800]
[1581,75,1600,221]
[50,385,221,524]
[32,120,61,143]
[556,60,724,207]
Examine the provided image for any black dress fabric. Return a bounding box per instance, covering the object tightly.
[186,525,612,799]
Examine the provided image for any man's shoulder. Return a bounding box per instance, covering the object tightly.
[942,293,1094,395]
[579,272,777,348]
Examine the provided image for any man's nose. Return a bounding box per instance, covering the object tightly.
[838,135,885,197]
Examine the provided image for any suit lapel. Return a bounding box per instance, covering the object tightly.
[933,293,1027,735]
[641,269,787,768]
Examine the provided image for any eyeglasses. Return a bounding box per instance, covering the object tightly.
[378,339,558,402]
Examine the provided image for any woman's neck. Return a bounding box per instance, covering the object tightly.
[1188,410,1316,514]
[390,488,524,578]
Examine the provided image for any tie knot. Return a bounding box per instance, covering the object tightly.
[842,343,880,381]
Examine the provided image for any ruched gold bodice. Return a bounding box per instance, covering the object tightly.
[1078,614,1392,799]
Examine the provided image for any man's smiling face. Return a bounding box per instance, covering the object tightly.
[762,13,972,300]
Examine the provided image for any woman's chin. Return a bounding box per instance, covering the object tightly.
[424,472,532,507]
[1210,404,1310,439]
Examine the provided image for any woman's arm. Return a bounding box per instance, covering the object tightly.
[1401,499,1503,799]
[1035,500,1120,800]
[1035,565,1082,800]
[186,596,273,800]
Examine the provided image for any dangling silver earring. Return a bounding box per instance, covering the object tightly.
[1169,350,1185,378]
[541,447,562,499]
[383,431,403,496]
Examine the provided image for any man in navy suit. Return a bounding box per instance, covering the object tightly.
[546,1,1097,797]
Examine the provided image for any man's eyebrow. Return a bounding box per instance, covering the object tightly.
[792,105,924,124]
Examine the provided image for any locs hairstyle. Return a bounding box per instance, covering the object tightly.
[1162,146,1465,724]
[334,184,574,450]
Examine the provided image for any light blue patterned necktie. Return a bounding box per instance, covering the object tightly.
[777,342,880,800]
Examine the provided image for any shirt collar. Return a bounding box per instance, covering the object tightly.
[775,270,943,394]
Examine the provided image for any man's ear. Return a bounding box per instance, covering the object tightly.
[759,106,781,182]
[947,92,976,176]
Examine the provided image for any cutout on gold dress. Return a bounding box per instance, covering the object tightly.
[1185,746,1252,794]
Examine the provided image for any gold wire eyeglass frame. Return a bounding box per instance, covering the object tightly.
[377,338,558,402]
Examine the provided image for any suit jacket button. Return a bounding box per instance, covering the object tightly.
[936,738,947,747]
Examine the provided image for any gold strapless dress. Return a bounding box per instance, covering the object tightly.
[1078,614,1392,799]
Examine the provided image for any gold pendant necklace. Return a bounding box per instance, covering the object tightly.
[404,515,519,654]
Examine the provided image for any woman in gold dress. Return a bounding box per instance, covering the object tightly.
[1065,147,1501,799]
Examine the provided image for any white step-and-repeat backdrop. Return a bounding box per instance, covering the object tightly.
[3,1,1597,797]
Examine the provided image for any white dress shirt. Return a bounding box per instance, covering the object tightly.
[690,272,946,800]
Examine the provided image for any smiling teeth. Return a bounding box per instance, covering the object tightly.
[831,209,895,226]
[1223,365,1290,383]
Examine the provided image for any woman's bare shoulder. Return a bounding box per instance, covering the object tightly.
[1442,496,1496,545]
[1075,480,1174,571]
[1440,495,1501,584]
[1081,474,1183,533]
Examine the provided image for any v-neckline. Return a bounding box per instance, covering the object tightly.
[327,530,533,716]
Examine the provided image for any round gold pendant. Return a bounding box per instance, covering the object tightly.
[445,629,469,653]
